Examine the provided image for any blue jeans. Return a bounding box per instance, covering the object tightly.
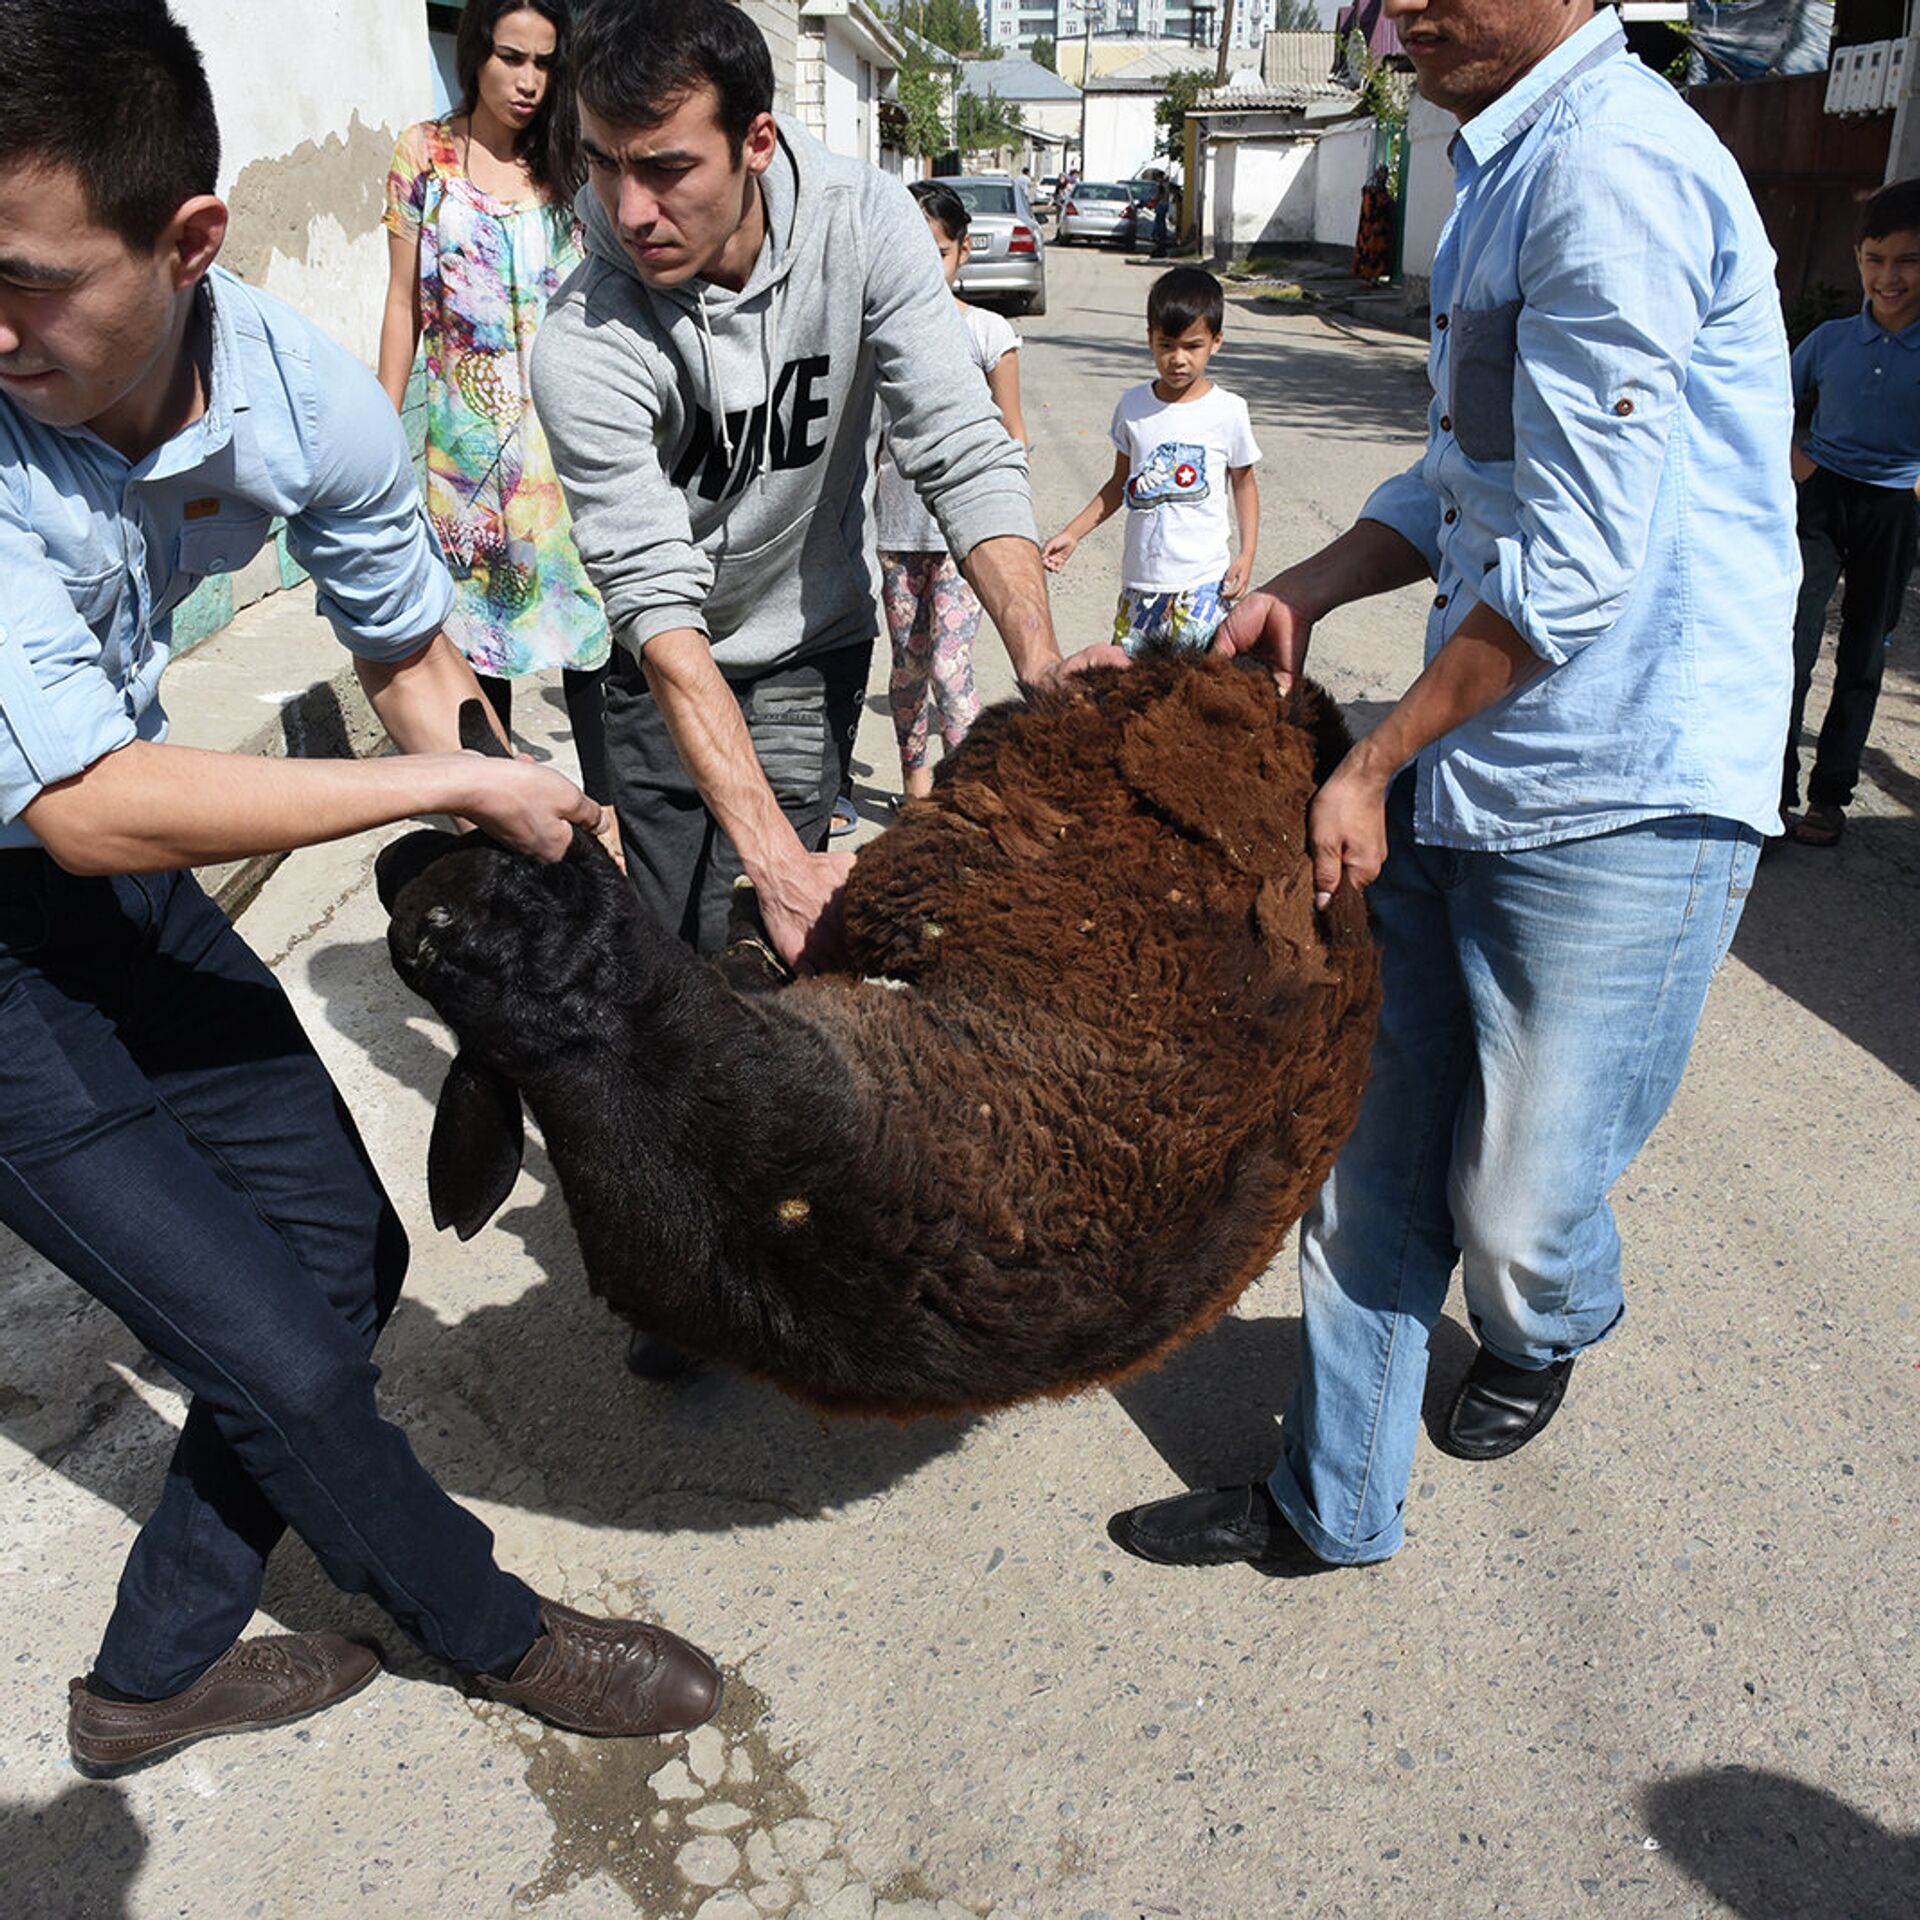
[0,854,541,1696]
[1268,777,1759,1565]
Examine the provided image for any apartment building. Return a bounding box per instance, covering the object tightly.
[984,0,1272,56]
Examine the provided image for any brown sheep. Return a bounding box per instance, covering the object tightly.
[377,656,1379,1419]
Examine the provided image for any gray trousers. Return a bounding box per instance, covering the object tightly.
[603,641,871,955]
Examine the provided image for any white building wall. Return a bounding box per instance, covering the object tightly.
[1084,93,1161,179]
[742,0,802,114]
[1311,117,1373,251]
[1018,96,1084,165]
[177,0,432,367]
[822,28,874,163]
[797,24,830,144]
[1203,135,1316,255]
[1399,93,1456,295]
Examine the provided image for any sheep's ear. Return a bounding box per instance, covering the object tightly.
[428,1052,525,1240]
[375,825,463,912]
[457,699,512,760]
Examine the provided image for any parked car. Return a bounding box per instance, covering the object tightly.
[1032,174,1062,215]
[1054,180,1137,248]
[1125,170,1181,250]
[934,174,1047,316]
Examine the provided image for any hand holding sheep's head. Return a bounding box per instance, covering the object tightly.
[377,823,626,1063]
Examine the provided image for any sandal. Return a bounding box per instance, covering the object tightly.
[1790,802,1845,847]
[829,792,859,838]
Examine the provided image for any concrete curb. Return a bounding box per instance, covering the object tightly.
[158,591,390,916]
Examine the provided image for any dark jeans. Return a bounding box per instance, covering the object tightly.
[475,663,612,804]
[0,854,540,1697]
[602,641,872,955]
[1785,466,1919,810]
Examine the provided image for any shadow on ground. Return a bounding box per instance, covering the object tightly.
[1735,810,1920,1095]
[1110,1303,1480,1496]
[1036,305,1430,454]
[3,1783,147,1920]
[1643,1766,1919,1920]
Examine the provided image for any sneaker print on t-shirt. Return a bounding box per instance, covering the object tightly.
[1127,441,1211,509]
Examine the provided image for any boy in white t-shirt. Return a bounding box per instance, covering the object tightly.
[873,179,1027,799]
[1043,267,1260,655]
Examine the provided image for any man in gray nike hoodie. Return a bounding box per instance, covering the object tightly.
[532,0,1098,971]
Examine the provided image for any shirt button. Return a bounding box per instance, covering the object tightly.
[1443,507,1459,524]
[1614,398,1634,417]
[1440,413,1453,432]
[1434,592,1449,609]
[1435,312,1449,331]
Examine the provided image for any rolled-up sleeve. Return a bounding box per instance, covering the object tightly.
[1484,126,1718,665]
[1360,461,1443,574]
[1789,327,1820,413]
[0,505,136,824]
[282,336,453,660]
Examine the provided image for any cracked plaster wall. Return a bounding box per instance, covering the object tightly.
[176,0,434,366]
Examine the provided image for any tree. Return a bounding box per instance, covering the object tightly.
[912,0,985,56]
[895,51,950,159]
[956,88,1025,155]
[1271,0,1320,28]
[1030,34,1055,71]
[1344,27,1413,126]
[1154,67,1212,163]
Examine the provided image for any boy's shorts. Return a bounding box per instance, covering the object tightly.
[1112,581,1227,657]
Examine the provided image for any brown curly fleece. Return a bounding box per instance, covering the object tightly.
[378,657,1379,1419]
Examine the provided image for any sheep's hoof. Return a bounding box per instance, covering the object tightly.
[626,1329,701,1381]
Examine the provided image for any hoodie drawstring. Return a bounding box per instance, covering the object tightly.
[701,280,787,487]
[759,277,785,482]
[695,288,733,466]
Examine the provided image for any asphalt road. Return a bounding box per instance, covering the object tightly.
[2,243,1915,1920]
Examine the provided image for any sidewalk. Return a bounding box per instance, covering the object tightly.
[158,590,389,912]
[1220,249,1430,339]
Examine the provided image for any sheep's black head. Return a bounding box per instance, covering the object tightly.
[375,699,649,1239]
[378,822,641,1241]
[378,824,630,1067]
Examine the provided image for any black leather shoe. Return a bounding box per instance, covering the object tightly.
[1107,1483,1327,1575]
[1440,1350,1575,1460]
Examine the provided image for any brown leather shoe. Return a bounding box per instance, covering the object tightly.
[481,1598,722,1737]
[68,1631,381,1779]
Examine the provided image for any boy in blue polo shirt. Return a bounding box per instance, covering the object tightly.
[1783,177,1920,846]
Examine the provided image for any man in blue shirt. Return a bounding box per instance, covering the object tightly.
[1781,178,1920,847]
[1,0,720,1774]
[1111,0,1796,1571]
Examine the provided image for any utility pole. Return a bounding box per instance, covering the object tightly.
[1077,0,1099,177]
[1213,0,1244,86]
[1213,0,1236,86]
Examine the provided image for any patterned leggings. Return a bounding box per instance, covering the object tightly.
[881,550,984,774]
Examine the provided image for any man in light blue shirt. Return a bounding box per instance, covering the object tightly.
[1,0,719,1776]
[1111,0,1796,1572]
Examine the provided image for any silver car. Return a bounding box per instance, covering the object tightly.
[936,174,1048,318]
[1054,180,1138,249]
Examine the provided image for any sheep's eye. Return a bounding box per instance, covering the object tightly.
[424,905,456,930]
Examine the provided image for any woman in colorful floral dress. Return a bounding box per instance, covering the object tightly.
[378,0,612,804]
